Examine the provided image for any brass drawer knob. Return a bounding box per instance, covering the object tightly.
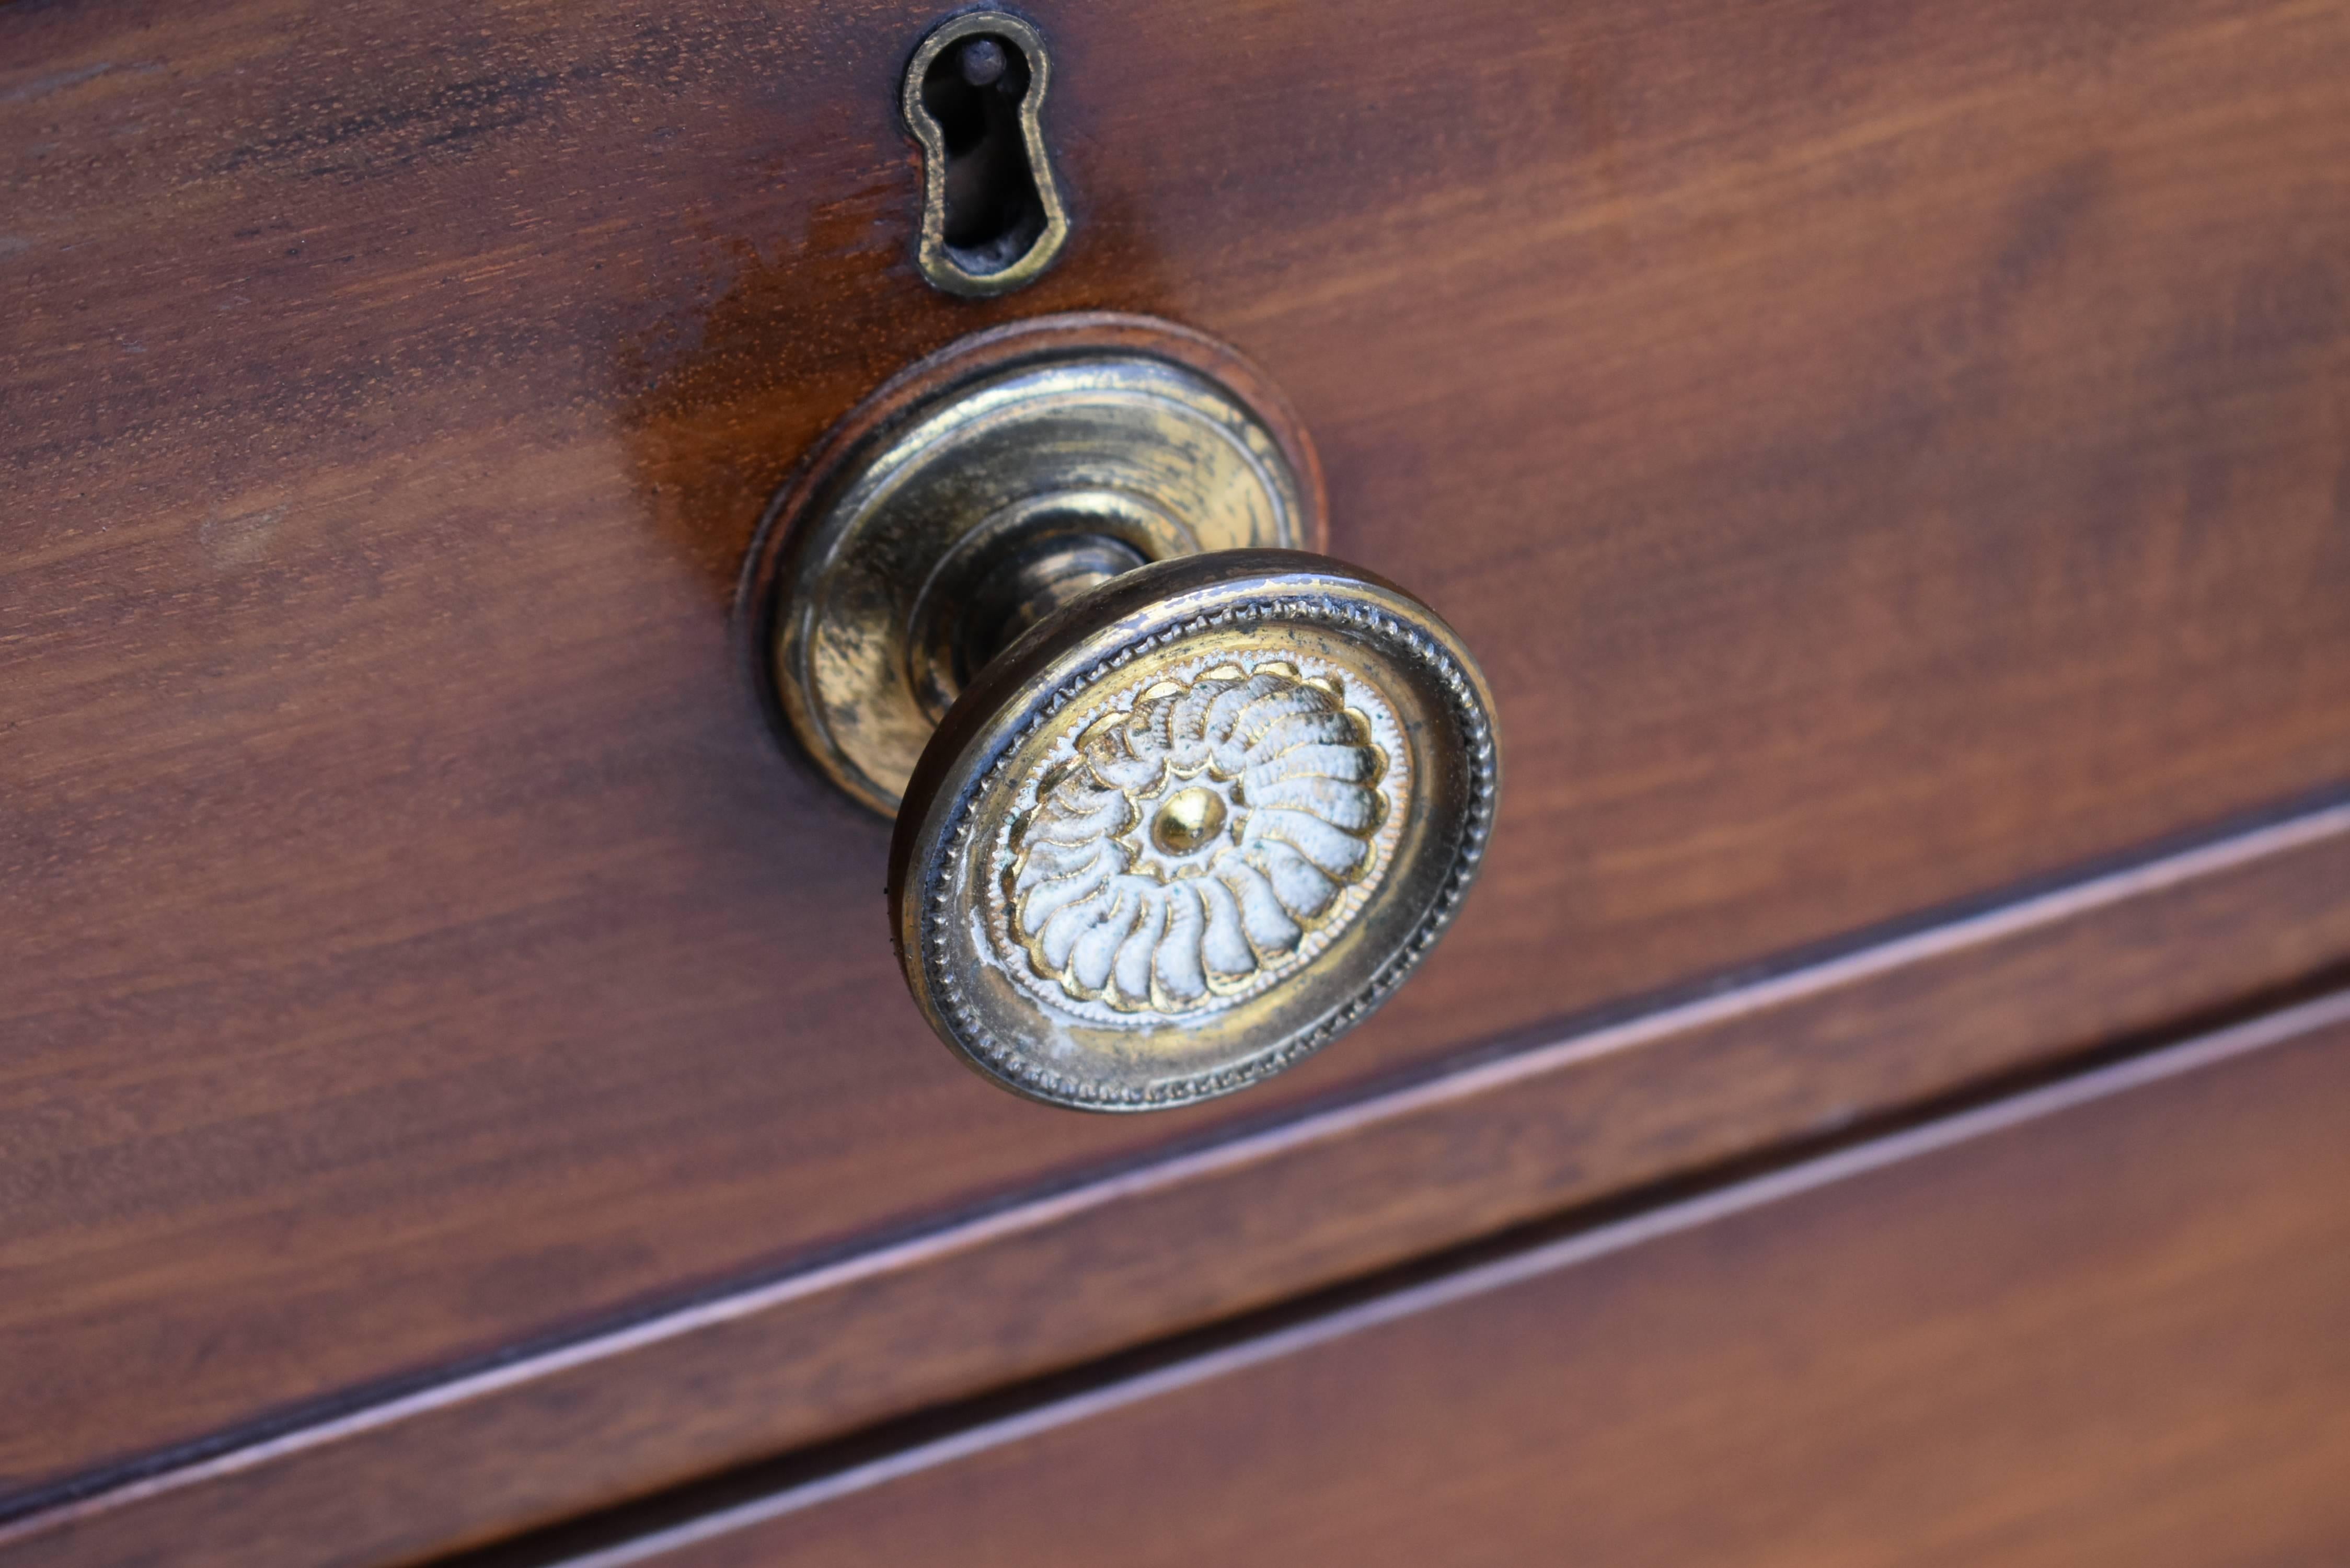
[748,315,1500,1110]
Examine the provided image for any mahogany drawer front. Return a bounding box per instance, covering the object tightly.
[489,993,2350,1568]
[5,0,2350,1555]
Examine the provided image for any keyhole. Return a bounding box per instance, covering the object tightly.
[924,37,1041,270]
[902,14,1069,296]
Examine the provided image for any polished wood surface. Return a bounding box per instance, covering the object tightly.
[5,0,2349,1548]
[9,803,2348,1568]
[490,994,2350,1568]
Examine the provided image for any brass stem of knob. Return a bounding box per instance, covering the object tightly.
[745,314,1501,1111]
[952,532,1150,681]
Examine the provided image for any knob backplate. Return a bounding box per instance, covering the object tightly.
[745,314,1326,815]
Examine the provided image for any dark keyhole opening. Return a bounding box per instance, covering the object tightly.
[919,34,1047,276]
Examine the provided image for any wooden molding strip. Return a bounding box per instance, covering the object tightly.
[506,989,2350,1568]
[8,799,2350,1568]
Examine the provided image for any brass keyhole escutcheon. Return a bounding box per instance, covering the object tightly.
[902,13,1070,297]
[745,314,1500,1111]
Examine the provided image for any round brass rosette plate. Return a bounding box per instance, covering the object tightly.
[888,552,1500,1112]
[746,314,1324,815]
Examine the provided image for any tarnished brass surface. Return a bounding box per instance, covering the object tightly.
[755,316,1495,1110]
[889,552,1500,1112]
[902,13,1069,297]
[752,315,1322,814]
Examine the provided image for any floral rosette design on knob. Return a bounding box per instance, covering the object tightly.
[993,660,1408,1019]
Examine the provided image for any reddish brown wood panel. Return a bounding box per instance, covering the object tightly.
[500,994,2350,1568]
[8,804,2348,1568]
[4,0,2349,1530]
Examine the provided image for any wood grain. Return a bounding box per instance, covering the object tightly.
[4,0,2348,1548]
[7,802,2349,1568]
[486,993,2350,1568]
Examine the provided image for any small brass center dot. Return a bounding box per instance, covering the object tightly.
[1149,787,1226,856]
